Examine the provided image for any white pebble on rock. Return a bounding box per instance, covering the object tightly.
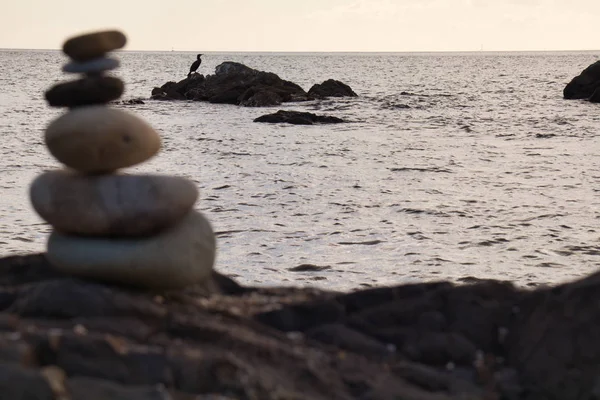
[30,170,198,236]
[46,211,216,290]
[62,57,120,74]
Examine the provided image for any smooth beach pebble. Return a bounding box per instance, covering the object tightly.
[45,106,161,173]
[45,76,124,107]
[47,211,216,290]
[63,30,127,62]
[30,170,198,236]
[62,57,120,74]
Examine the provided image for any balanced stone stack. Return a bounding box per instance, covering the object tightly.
[30,30,216,290]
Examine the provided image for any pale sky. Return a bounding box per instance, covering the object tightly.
[1,0,599,52]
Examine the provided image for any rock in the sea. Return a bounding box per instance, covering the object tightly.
[30,170,198,237]
[589,86,600,103]
[308,79,358,98]
[63,30,127,62]
[45,106,161,173]
[113,98,145,105]
[151,62,309,105]
[214,62,256,76]
[62,57,120,74]
[563,60,600,100]
[254,110,345,125]
[238,88,282,107]
[46,211,216,290]
[45,76,124,107]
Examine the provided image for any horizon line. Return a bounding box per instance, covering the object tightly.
[1,47,600,54]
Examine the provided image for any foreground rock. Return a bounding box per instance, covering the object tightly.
[1,253,600,398]
[45,76,124,108]
[63,30,127,62]
[564,60,600,100]
[30,171,198,236]
[47,211,215,289]
[152,62,357,107]
[254,110,346,125]
[45,106,161,173]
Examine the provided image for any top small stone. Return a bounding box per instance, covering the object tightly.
[63,30,127,62]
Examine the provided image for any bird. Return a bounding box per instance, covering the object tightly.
[188,54,203,77]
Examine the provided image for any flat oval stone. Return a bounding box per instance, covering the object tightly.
[45,76,124,107]
[30,170,198,236]
[47,211,216,290]
[62,57,119,74]
[63,30,127,62]
[45,106,161,173]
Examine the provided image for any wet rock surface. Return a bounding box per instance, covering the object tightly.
[151,62,357,107]
[254,110,346,125]
[0,253,598,399]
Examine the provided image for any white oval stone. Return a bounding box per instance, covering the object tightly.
[62,57,120,74]
[47,211,216,290]
[30,170,198,236]
[45,106,161,173]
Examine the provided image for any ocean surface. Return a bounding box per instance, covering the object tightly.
[1,49,599,290]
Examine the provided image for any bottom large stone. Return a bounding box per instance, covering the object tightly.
[46,211,216,290]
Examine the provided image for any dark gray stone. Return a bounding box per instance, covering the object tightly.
[45,76,124,107]
[0,364,54,399]
[254,110,345,125]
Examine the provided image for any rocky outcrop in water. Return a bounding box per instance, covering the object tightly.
[308,79,358,98]
[563,60,600,100]
[151,62,357,107]
[254,110,346,125]
[2,252,600,399]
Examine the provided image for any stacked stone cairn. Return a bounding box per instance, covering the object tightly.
[30,30,216,290]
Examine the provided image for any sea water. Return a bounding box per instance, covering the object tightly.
[1,49,599,290]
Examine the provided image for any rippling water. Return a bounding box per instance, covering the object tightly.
[1,49,600,290]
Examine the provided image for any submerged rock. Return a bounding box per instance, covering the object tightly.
[112,98,145,105]
[151,62,357,107]
[564,60,600,100]
[254,110,346,125]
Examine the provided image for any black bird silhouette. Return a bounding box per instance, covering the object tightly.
[188,54,203,77]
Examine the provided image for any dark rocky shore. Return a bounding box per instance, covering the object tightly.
[151,62,357,107]
[0,253,598,399]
